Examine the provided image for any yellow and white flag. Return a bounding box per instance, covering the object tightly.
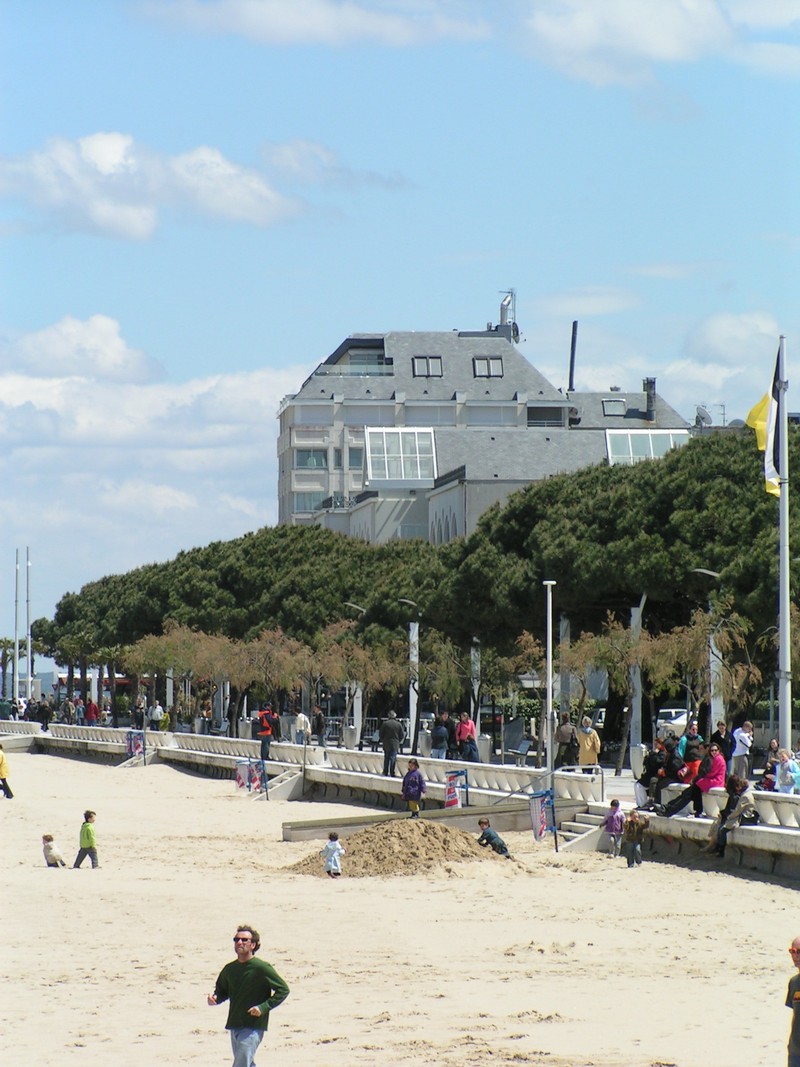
[746,349,780,497]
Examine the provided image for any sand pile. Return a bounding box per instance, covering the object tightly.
[290,817,510,878]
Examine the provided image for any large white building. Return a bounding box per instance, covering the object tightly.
[277,303,689,543]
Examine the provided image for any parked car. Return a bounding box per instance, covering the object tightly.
[656,708,688,738]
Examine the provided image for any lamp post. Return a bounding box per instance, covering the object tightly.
[543,581,556,773]
[343,601,367,744]
[399,598,420,755]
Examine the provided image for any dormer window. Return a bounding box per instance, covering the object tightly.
[412,355,443,377]
[473,357,503,378]
[602,398,627,416]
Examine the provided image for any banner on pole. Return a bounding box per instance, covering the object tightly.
[445,771,462,808]
[529,793,547,843]
[235,759,250,791]
[235,758,268,794]
[126,730,144,758]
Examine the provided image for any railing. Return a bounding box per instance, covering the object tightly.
[0,720,42,734]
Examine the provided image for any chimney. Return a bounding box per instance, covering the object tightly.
[643,377,656,421]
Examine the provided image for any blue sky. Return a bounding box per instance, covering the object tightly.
[1,0,799,636]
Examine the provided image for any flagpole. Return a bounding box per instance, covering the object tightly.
[777,336,792,751]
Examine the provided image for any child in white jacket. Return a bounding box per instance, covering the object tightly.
[42,834,67,868]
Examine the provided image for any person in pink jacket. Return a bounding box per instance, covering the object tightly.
[659,742,726,818]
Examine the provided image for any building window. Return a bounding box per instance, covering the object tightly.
[606,430,690,466]
[412,355,443,377]
[602,398,627,416]
[293,491,326,512]
[333,448,343,470]
[295,449,328,469]
[366,428,436,482]
[473,356,504,378]
[348,447,364,470]
[527,406,564,427]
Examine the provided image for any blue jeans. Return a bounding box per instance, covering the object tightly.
[383,750,398,776]
[73,847,98,868]
[295,731,306,746]
[230,1026,263,1067]
[430,746,446,759]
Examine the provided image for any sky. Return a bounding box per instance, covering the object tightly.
[1,0,799,637]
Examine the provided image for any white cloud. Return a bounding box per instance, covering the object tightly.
[519,0,800,85]
[534,286,639,318]
[521,0,732,85]
[683,310,780,366]
[722,1,800,31]
[0,316,314,623]
[262,138,407,188]
[0,133,299,238]
[151,0,488,46]
[8,314,161,383]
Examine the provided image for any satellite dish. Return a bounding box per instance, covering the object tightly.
[695,405,712,427]
[511,322,520,343]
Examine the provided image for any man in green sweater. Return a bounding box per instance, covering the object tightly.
[207,924,289,1067]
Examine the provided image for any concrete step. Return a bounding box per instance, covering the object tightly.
[560,821,588,835]
[575,813,604,826]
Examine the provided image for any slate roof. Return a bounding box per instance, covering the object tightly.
[565,391,689,430]
[432,427,609,484]
[291,329,566,405]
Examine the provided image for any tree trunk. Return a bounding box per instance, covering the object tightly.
[108,662,118,728]
[80,658,88,703]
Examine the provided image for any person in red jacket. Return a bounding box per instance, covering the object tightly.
[257,704,274,760]
[659,742,726,818]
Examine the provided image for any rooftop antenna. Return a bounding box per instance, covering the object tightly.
[695,405,712,429]
[499,289,519,342]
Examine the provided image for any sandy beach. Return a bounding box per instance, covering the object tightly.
[1,749,793,1066]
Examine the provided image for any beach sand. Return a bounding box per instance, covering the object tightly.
[1,750,792,1066]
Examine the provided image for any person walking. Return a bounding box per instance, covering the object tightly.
[602,799,625,856]
[455,711,479,762]
[710,719,734,771]
[0,743,14,799]
[294,709,311,747]
[788,936,800,1067]
[312,704,327,748]
[73,809,99,868]
[621,809,649,868]
[577,716,601,772]
[554,712,578,769]
[379,710,404,777]
[430,714,449,759]
[256,705,274,761]
[208,924,289,1067]
[320,832,346,877]
[401,758,426,818]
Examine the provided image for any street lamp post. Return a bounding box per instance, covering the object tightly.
[343,601,367,745]
[543,581,556,773]
[399,599,420,755]
[691,569,724,739]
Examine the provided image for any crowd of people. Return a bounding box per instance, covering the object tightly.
[630,717,781,857]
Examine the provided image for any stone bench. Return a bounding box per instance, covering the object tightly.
[661,783,800,829]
